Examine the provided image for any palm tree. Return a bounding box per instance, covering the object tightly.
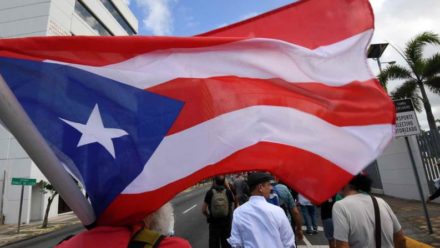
[379,32,440,150]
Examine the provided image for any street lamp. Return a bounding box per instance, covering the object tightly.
[367,43,393,72]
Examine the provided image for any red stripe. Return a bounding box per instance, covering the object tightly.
[147,77,395,135]
[0,0,373,66]
[97,141,353,226]
[200,0,373,49]
[0,36,242,66]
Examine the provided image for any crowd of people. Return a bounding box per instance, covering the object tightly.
[202,172,408,248]
[56,172,413,248]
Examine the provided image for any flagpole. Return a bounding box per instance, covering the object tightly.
[0,74,95,226]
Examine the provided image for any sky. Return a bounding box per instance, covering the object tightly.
[123,0,440,130]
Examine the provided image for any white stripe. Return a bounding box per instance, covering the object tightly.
[123,105,393,193]
[182,204,197,214]
[49,30,373,88]
[302,235,313,247]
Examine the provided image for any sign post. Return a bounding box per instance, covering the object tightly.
[11,177,36,233]
[394,99,433,234]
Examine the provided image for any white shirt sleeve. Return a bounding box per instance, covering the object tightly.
[228,212,243,248]
[382,199,402,233]
[332,202,349,242]
[278,209,296,247]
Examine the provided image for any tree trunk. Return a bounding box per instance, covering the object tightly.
[42,194,55,228]
[418,82,440,156]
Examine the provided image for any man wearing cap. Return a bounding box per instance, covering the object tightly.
[227,172,296,248]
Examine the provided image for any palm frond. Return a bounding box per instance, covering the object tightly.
[391,79,423,112]
[378,64,413,87]
[423,53,440,78]
[404,32,440,68]
[425,76,440,94]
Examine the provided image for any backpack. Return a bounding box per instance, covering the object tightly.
[128,228,164,248]
[210,188,229,218]
[267,188,280,206]
[268,186,291,219]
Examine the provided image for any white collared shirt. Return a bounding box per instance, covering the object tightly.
[228,195,295,248]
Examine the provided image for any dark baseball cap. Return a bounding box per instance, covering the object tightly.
[247,172,274,188]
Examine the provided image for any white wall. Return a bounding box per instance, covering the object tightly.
[47,0,76,36]
[0,125,60,224]
[377,136,432,201]
[0,125,35,224]
[0,0,50,37]
[0,159,33,224]
[30,186,43,221]
[1,0,138,37]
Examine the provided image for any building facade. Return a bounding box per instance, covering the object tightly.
[0,0,138,224]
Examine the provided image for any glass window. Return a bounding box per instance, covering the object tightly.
[100,0,136,35]
[74,1,112,36]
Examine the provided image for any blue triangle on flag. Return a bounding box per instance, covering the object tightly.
[0,57,184,216]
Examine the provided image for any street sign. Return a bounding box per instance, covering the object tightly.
[11,177,37,233]
[394,99,421,137]
[11,178,36,186]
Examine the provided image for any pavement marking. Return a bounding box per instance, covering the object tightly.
[299,225,325,247]
[302,235,313,247]
[182,204,197,214]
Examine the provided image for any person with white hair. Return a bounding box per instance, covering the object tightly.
[57,202,191,248]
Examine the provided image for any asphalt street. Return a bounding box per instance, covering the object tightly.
[4,185,330,247]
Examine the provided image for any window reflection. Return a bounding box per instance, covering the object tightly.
[100,0,136,35]
[74,1,112,36]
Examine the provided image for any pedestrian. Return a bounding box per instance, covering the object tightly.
[269,180,304,241]
[332,174,406,248]
[233,173,250,206]
[298,194,317,235]
[56,202,191,248]
[202,175,236,248]
[319,195,338,248]
[228,172,296,248]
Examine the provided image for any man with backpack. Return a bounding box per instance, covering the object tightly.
[271,182,304,241]
[202,175,236,248]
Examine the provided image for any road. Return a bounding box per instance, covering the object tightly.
[5,185,329,247]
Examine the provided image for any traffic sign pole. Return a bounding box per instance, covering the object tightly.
[394,99,433,234]
[17,185,24,234]
[11,177,37,233]
[405,137,433,234]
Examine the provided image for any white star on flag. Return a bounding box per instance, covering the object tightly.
[60,104,128,158]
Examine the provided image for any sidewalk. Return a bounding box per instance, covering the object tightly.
[380,194,440,247]
[0,212,80,247]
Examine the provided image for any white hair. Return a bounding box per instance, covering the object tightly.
[143,202,175,236]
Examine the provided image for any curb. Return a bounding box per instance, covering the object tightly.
[405,236,434,248]
[2,223,84,248]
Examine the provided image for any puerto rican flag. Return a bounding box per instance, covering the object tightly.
[0,0,395,226]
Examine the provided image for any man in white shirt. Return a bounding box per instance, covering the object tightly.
[332,174,406,248]
[227,173,295,248]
